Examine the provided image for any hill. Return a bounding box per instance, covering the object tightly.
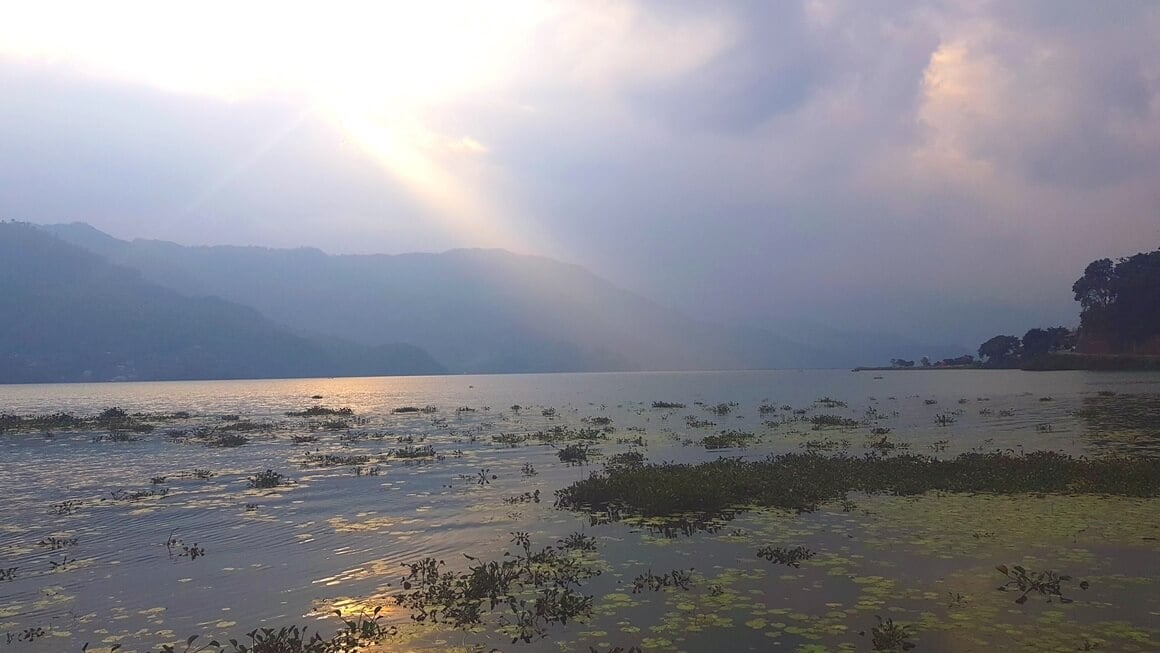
[39,222,965,373]
[0,222,445,383]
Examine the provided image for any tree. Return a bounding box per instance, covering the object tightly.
[1072,258,1116,314]
[1072,249,1160,351]
[978,335,1022,368]
[920,356,931,367]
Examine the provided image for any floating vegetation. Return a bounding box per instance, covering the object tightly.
[534,425,607,443]
[934,413,957,426]
[651,401,685,409]
[706,402,736,416]
[111,487,169,501]
[205,432,249,447]
[756,545,815,567]
[631,568,692,593]
[389,444,436,459]
[292,434,320,443]
[286,406,354,417]
[165,530,206,560]
[49,500,81,515]
[801,437,850,451]
[0,567,15,581]
[866,616,916,652]
[394,532,598,644]
[557,443,592,465]
[248,469,290,489]
[605,450,645,469]
[700,430,757,449]
[556,451,1160,521]
[132,608,396,653]
[305,453,371,467]
[684,416,716,429]
[995,564,1085,604]
[0,407,154,433]
[816,397,848,408]
[4,627,45,645]
[38,536,78,550]
[810,414,861,429]
[521,462,537,477]
[503,490,541,504]
[492,432,528,445]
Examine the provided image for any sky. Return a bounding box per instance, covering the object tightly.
[1,0,1158,347]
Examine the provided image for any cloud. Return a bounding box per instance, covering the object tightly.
[1,0,1157,345]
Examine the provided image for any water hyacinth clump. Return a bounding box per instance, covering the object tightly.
[555,451,1160,519]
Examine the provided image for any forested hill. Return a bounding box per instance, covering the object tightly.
[0,222,445,383]
[38,222,966,373]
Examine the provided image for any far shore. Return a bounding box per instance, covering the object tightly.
[855,352,1160,372]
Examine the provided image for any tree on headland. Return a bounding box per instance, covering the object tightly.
[978,335,1022,368]
[1072,249,1160,354]
[1021,326,1071,360]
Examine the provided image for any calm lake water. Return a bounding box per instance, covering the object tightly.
[1,369,1158,652]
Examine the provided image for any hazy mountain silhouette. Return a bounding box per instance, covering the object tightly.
[40,222,964,373]
[0,222,445,383]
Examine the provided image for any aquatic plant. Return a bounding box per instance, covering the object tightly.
[305,453,371,467]
[701,430,757,449]
[811,414,861,429]
[756,545,815,567]
[286,406,353,417]
[205,432,249,447]
[0,567,15,581]
[816,397,848,408]
[503,490,541,504]
[165,531,206,561]
[631,568,692,593]
[248,469,289,489]
[4,627,45,645]
[706,402,736,416]
[605,450,645,469]
[534,425,606,443]
[49,500,80,515]
[394,532,598,643]
[38,536,77,550]
[390,444,436,459]
[651,401,685,409]
[521,462,537,477]
[557,443,592,465]
[934,413,957,426]
[555,450,1160,523]
[130,608,396,653]
[684,416,716,428]
[492,432,528,445]
[867,616,916,651]
[996,564,1084,604]
[111,487,169,501]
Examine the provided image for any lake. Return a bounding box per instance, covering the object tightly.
[1,369,1158,652]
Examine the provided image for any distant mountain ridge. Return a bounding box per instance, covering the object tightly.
[38,222,965,373]
[0,222,445,383]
